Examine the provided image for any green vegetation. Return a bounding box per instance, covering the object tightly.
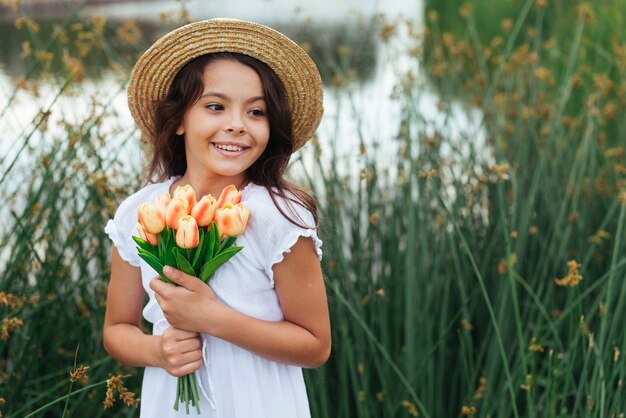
[1,0,625,416]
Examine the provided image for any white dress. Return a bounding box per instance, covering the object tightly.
[105,178,322,418]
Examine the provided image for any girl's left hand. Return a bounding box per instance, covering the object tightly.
[149,266,225,333]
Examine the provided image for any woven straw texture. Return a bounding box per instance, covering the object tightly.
[128,18,323,151]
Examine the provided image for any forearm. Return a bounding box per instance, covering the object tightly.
[207,305,330,368]
[103,323,161,368]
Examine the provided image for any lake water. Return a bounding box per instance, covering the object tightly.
[0,0,482,192]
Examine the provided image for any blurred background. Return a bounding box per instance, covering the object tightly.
[1,0,625,417]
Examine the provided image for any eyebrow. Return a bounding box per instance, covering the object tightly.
[200,92,265,103]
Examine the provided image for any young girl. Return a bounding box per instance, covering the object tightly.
[103,18,330,417]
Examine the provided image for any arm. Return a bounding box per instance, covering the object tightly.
[151,236,331,368]
[103,246,202,376]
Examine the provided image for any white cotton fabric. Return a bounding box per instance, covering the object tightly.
[104,177,322,418]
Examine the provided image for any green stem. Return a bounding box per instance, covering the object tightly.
[23,380,108,418]
[497,182,533,417]
[60,380,74,417]
[438,191,520,418]
[328,280,431,418]
[174,377,180,411]
[191,373,201,414]
[184,374,190,415]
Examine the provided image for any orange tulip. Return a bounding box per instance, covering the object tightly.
[176,216,199,249]
[174,185,197,213]
[137,222,158,246]
[138,202,166,234]
[165,197,189,230]
[191,194,218,227]
[214,203,250,238]
[215,185,242,208]
[155,193,172,213]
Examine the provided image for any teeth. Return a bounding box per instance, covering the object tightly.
[215,144,244,152]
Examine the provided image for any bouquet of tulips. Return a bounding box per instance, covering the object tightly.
[133,184,249,414]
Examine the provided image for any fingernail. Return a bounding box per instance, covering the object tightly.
[163,266,172,275]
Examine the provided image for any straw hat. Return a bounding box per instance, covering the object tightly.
[128,18,323,151]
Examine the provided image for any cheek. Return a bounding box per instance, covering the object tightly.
[258,123,270,146]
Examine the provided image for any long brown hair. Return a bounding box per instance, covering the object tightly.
[147,52,318,227]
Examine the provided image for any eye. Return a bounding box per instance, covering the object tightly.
[249,108,266,117]
[205,103,223,111]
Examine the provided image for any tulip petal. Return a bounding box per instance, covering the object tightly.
[175,216,199,249]
[166,198,189,230]
[174,184,197,211]
[215,185,242,208]
[138,202,166,234]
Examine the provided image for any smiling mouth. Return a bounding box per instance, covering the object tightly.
[213,143,246,152]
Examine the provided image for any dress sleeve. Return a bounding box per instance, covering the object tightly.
[246,191,322,287]
[104,196,141,267]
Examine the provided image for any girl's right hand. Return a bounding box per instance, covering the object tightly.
[158,326,202,377]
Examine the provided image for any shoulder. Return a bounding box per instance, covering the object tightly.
[239,183,323,282]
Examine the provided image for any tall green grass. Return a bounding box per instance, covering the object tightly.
[302,1,626,417]
[1,1,625,417]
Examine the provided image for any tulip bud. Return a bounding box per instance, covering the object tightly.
[214,203,250,238]
[166,197,189,230]
[176,216,200,249]
[137,222,158,246]
[138,203,166,234]
[174,185,197,213]
[155,193,172,213]
[215,185,242,209]
[191,194,218,227]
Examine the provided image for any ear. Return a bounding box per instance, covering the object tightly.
[176,124,184,136]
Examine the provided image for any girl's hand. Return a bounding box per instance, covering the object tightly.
[149,266,227,334]
[158,326,202,377]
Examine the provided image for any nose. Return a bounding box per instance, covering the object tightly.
[224,111,246,135]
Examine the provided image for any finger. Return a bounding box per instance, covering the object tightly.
[178,347,203,364]
[168,326,200,341]
[153,291,164,308]
[166,347,202,366]
[163,266,202,289]
[177,337,202,353]
[172,358,203,377]
[149,276,170,293]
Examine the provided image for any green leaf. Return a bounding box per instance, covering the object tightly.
[165,242,177,268]
[157,230,166,259]
[173,247,196,276]
[132,235,158,256]
[191,228,206,273]
[199,246,243,282]
[137,249,174,283]
[207,222,218,259]
[212,226,221,258]
[218,236,237,253]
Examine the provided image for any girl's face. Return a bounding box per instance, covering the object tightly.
[176,59,270,184]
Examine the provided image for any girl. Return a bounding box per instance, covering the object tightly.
[103,18,330,417]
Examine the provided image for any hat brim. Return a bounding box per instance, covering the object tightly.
[128,18,323,151]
